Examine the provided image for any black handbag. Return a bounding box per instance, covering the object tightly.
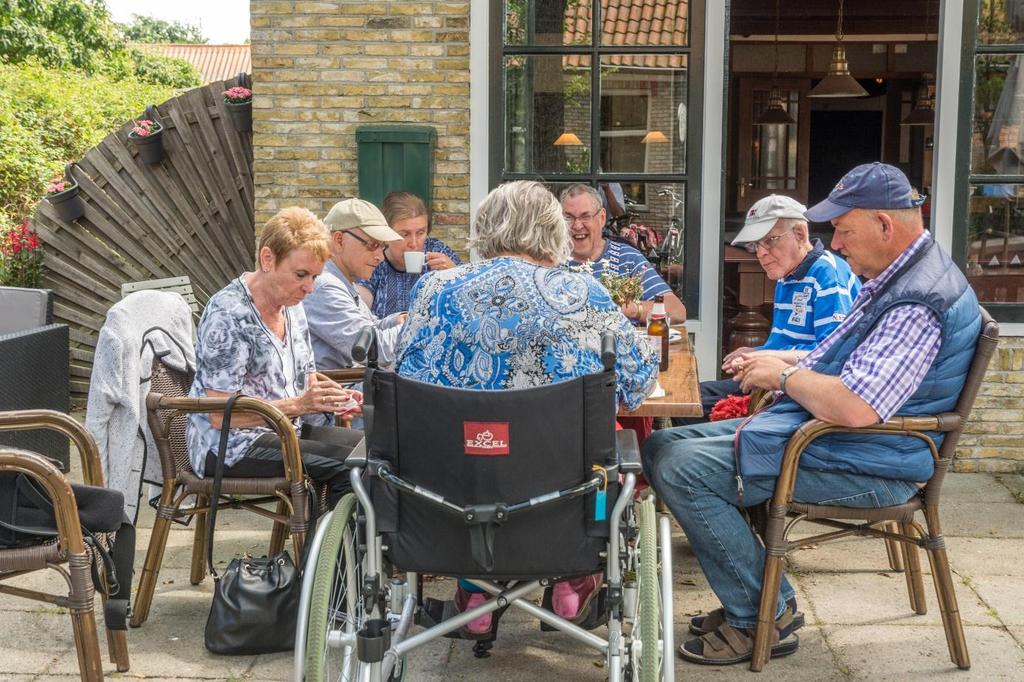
[203,394,302,655]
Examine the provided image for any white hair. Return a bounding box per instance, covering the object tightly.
[558,183,603,213]
[470,181,572,263]
[776,218,811,245]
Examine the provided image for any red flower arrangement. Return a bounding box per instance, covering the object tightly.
[0,220,44,288]
[709,394,751,421]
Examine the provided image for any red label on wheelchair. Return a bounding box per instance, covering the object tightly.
[463,422,510,455]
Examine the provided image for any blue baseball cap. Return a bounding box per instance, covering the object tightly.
[804,162,927,223]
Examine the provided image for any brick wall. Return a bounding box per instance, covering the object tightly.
[956,335,1024,472]
[250,0,471,254]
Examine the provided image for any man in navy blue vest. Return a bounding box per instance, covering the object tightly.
[642,163,981,666]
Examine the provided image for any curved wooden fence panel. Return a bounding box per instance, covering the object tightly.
[30,76,254,400]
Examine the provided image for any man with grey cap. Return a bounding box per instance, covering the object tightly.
[641,163,981,665]
[303,198,406,368]
[678,194,860,423]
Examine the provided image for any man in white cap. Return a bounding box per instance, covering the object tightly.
[304,198,406,368]
[678,194,861,423]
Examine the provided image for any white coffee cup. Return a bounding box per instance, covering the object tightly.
[404,251,426,273]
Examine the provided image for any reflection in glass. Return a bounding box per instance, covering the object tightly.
[973,55,1024,174]
[977,0,1024,45]
[504,1,689,48]
[599,55,688,174]
[504,55,592,175]
[967,184,1024,302]
[751,90,799,190]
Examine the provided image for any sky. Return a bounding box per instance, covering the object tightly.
[104,0,251,44]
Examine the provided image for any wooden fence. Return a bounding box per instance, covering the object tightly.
[30,76,255,401]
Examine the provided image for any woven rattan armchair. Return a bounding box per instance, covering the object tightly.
[0,410,130,680]
[129,360,314,627]
[749,309,999,672]
[0,287,70,470]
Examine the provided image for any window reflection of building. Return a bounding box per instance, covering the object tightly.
[968,1,1024,304]
[493,0,698,308]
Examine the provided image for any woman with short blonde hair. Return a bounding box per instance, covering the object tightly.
[187,206,363,508]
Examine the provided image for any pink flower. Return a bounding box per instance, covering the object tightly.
[222,86,252,104]
[131,119,160,137]
[46,179,67,194]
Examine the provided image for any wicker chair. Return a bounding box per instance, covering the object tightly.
[0,410,130,680]
[129,359,313,627]
[0,287,70,470]
[749,308,999,672]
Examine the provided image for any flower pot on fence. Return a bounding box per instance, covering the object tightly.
[130,128,165,164]
[225,101,252,132]
[47,184,85,222]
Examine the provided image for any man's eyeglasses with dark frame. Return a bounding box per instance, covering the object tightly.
[345,230,387,252]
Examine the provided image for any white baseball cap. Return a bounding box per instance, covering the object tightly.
[731,194,808,246]
[323,198,402,243]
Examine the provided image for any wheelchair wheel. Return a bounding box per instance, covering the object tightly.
[304,493,364,682]
[634,495,663,682]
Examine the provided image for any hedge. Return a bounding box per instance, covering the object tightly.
[0,59,178,222]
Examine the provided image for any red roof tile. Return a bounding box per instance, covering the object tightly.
[133,44,251,85]
[563,0,688,68]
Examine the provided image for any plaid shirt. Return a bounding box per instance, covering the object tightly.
[799,232,941,421]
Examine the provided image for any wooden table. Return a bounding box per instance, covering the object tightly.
[618,326,702,418]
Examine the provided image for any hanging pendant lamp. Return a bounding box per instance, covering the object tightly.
[757,0,795,125]
[901,78,935,126]
[808,0,868,98]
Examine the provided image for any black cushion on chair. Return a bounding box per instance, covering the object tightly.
[0,473,125,547]
[366,370,619,580]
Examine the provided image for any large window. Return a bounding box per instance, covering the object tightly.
[490,0,703,313]
[955,0,1024,321]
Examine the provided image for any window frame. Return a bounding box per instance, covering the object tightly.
[953,0,1024,322]
[488,0,706,315]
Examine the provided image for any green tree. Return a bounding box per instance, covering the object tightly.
[120,14,207,44]
[0,0,199,86]
[0,0,125,73]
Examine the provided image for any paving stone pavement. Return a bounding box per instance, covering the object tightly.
[2,473,1023,681]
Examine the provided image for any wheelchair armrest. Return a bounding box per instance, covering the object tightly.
[616,428,642,474]
[345,438,368,468]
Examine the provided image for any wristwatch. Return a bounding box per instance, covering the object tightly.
[779,366,801,394]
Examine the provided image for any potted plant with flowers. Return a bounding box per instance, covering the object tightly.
[45,165,85,222]
[0,221,45,288]
[129,118,165,165]
[223,85,252,132]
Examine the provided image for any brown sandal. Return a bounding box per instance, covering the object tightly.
[689,603,805,637]
[679,622,799,666]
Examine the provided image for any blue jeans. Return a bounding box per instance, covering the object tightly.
[641,419,918,630]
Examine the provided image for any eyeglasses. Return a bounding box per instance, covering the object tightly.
[345,230,386,252]
[744,230,793,254]
[563,212,598,226]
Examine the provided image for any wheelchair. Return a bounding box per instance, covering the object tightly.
[294,330,675,682]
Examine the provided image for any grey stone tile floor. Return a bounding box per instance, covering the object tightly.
[3,472,1023,681]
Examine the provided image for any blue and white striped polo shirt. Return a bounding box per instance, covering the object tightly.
[761,241,861,351]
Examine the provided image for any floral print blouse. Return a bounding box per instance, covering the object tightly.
[396,256,657,410]
[186,276,329,476]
